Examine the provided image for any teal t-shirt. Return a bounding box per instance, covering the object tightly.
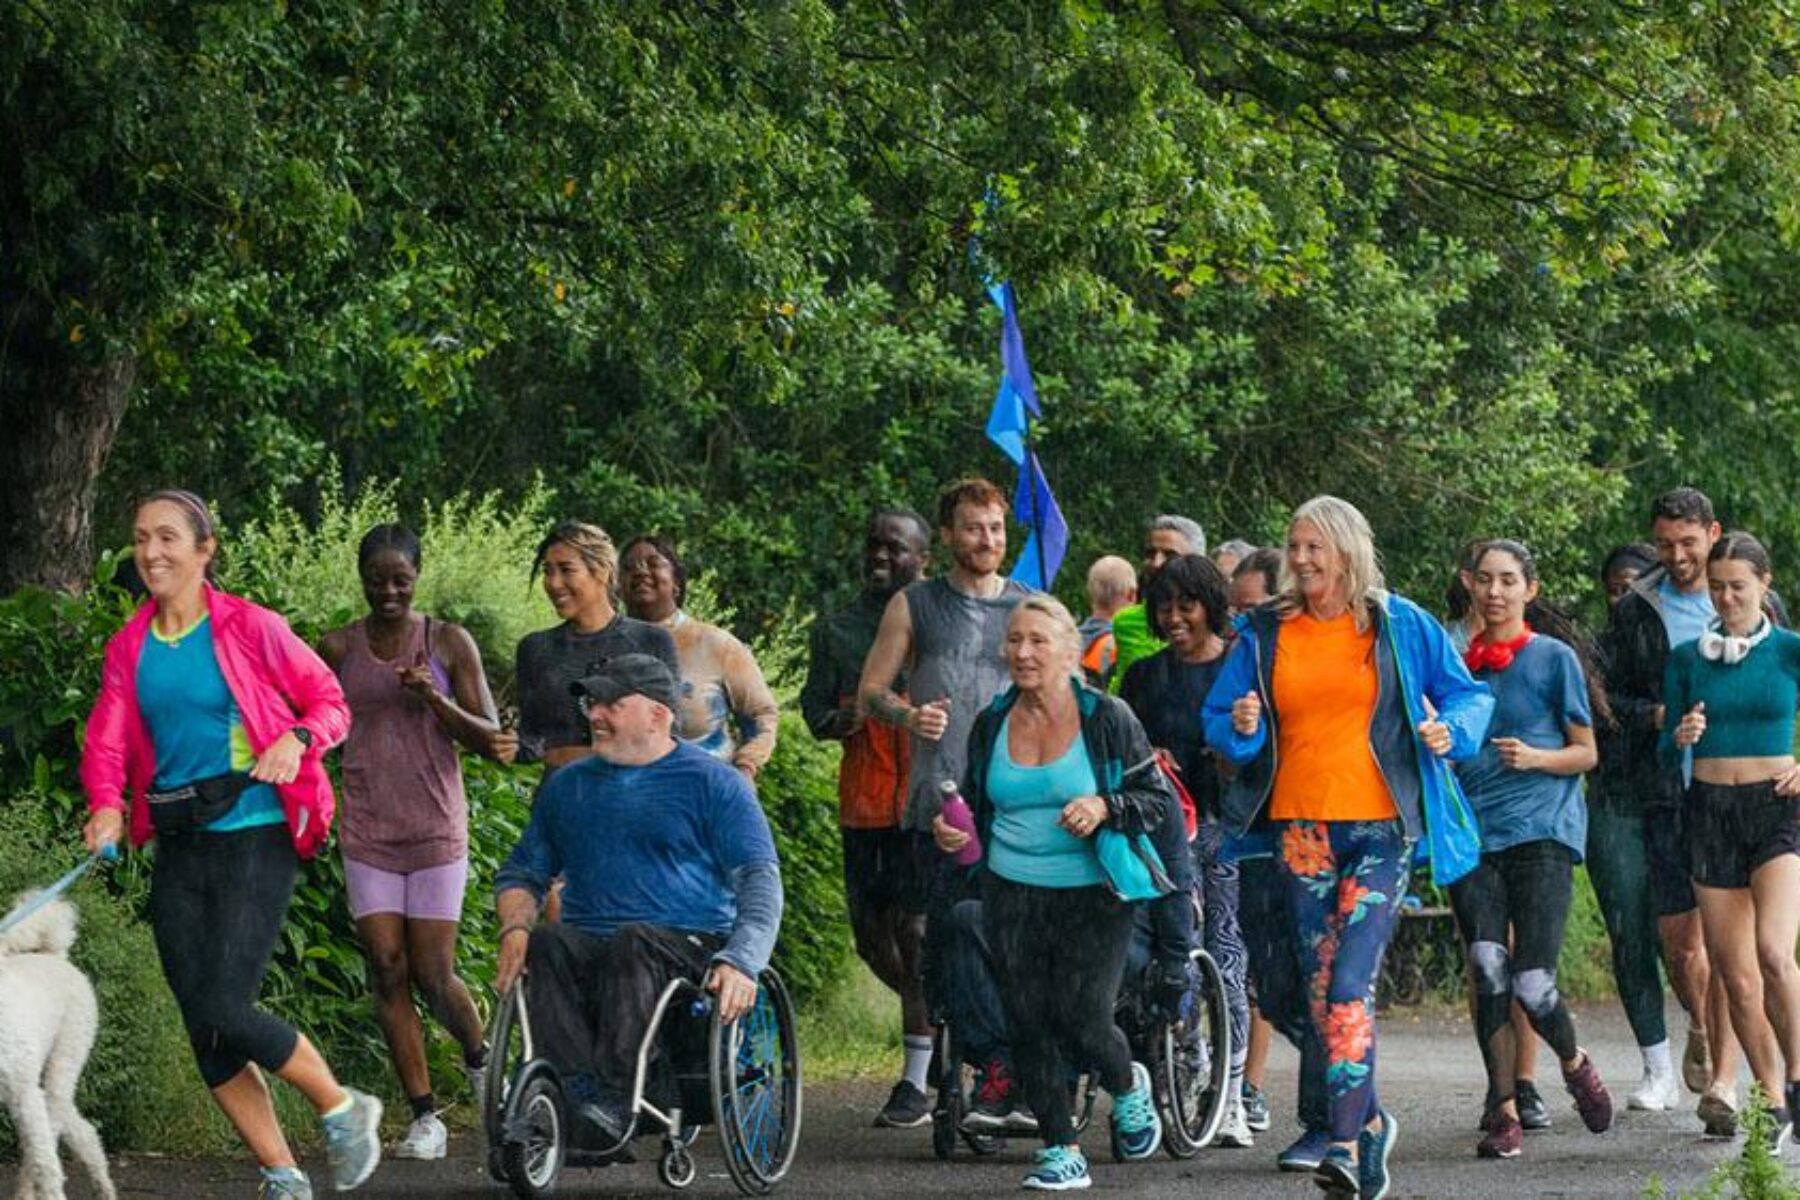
[986,715,1104,888]
[135,615,284,831]
[1662,625,1800,761]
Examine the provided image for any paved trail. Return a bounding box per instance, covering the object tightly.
[6,1004,1761,1198]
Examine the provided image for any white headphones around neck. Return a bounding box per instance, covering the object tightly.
[1697,617,1772,665]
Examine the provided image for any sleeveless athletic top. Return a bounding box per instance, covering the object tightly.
[336,617,467,872]
[901,576,1032,831]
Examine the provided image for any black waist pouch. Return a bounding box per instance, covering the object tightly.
[145,772,258,834]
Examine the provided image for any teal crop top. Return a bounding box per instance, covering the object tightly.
[1661,626,1800,761]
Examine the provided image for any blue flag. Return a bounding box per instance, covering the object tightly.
[1011,449,1069,591]
[981,281,1067,589]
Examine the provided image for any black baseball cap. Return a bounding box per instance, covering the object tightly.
[570,654,680,711]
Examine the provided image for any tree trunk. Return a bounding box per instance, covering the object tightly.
[0,353,137,594]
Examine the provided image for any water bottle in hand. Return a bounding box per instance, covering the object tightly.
[938,780,983,867]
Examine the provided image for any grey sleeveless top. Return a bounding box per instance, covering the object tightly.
[901,576,1033,830]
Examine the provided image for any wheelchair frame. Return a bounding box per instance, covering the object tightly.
[483,965,802,1197]
[927,895,1231,1161]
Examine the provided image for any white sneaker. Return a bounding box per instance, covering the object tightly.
[390,1112,448,1160]
[1627,1065,1680,1112]
[1214,1094,1254,1148]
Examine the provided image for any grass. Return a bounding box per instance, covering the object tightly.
[797,962,907,1082]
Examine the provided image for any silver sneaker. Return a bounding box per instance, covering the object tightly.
[390,1112,447,1160]
[1214,1094,1254,1148]
[322,1089,384,1191]
[258,1167,314,1199]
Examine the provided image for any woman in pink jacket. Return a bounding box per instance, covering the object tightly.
[80,489,383,1200]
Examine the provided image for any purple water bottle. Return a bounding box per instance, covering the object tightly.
[938,779,983,867]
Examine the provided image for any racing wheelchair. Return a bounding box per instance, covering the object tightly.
[483,966,801,1197]
[927,890,1231,1161]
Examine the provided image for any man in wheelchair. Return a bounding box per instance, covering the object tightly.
[492,654,784,1149]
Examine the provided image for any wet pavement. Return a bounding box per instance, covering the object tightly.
[6,1003,1758,1198]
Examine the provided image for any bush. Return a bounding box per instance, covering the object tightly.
[755,712,853,1007]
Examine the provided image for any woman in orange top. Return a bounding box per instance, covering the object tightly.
[1203,496,1492,1200]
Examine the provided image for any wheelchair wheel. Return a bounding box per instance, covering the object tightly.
[485,981,532,1180]
[1160,947,1231,1157]
[500,1062,566,1198]
[658,1144,697,1189]
[930,1023,1004,1158]
[710,968,802,1195]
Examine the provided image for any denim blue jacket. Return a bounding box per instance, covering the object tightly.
[1200,592,1494,881]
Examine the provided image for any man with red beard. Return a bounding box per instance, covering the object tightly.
[860,477,1034,1126]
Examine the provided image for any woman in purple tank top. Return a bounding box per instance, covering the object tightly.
[320,524,510,1160]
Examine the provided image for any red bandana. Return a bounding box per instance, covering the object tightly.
[1464,626,1534,673]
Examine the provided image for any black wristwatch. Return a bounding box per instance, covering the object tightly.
[289,726,314,748]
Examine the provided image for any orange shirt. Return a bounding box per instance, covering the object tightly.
[1268,611,1398,822]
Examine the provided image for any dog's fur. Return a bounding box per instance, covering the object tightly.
[0,894,115,1200]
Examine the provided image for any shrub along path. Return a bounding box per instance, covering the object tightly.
[4,1002,1746,1198]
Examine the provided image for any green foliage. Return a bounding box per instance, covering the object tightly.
[224,464,558,684]
[5,1,1793,628]
[755,711,853,1008]
[1645,1091,1800,1199]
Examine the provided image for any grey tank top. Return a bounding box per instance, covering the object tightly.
[902,576,1033,830]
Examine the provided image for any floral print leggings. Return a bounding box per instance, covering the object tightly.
[1275,818,1411,1142]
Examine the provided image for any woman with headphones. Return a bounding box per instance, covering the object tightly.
[1665,531,1800,1147]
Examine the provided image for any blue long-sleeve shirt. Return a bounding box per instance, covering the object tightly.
[494,742,783,976]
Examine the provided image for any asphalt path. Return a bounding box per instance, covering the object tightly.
[5,1003,1761,1198]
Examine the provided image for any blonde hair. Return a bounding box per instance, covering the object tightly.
[532,521,620,598]
[1275,495,1387,631]
[1009,593,1084,673]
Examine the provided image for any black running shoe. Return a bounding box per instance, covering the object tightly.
[874,1080,932,1128]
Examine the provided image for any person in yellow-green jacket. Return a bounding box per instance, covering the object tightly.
[1108,514,1207,694]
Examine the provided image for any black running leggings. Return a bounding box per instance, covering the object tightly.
[150,824,302,1088]
[1448,839,1580,1103]
[983,871,1135,1147]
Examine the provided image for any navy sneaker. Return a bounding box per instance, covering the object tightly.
[1278,1128,1332,1172]
[1359,1108,1399,1199]
[1312,1144,1358,1196]
[1110,1061,1163,1161]
[1021,1144,1091,1191]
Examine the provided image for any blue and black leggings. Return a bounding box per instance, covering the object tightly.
[1274,818,1410,1143]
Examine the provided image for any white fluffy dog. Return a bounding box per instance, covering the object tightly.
[0,894,115,1200]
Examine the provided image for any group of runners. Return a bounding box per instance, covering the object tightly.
[70,477,1800,1198]
[803,479,1800,1196]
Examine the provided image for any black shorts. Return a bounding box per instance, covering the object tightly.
[1685,779,1800,890]
[1643,793,1698,918]
[841,827,933,918]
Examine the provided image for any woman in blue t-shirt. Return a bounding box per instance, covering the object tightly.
[1665,531,1800,1139]
[1451,540,1615,1159]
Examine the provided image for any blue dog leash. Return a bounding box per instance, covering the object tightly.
[0,843,119,937]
